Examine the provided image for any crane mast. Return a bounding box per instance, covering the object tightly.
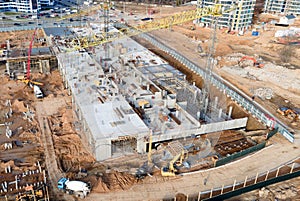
[27,28,38,80]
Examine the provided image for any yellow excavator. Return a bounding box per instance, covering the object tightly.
[161,150,185,177]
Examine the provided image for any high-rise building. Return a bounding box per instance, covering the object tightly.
[264,0,300,15]
[197,0,256,31]
[0,0,43,13]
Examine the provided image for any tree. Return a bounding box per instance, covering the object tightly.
[279,44,293,63]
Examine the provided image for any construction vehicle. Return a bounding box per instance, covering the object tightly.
[33,85,44,98]
[58,177,91,198]
[238,56,264,68]
[18,28,43,86]
[277,107,299,123]
[161,150,185,177]
[15,186,44,201]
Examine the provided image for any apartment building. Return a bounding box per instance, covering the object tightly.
[0,0,42,13]
[40,0,54,7]
[264,0,300,15]
[197,0,256,31]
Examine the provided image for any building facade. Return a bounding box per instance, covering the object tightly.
[264,0,300,15]
[197,0,256,31]
[39,0,54,7]
[0,0,43,13]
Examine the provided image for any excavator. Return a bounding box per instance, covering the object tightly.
[238,56,264,68]
[161,150,185,177]
[277,107,299,123]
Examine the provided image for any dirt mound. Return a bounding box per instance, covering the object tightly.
[0,160,16,173]
[101,170,137,191]
[12,99,27,113]
[93,177,110,193]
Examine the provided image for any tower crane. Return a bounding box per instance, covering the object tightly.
[200,0,240,119]
[67,3,238,51]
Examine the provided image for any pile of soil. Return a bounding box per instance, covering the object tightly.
[93,171,137,193]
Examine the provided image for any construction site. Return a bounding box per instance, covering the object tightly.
[0,0,300,200]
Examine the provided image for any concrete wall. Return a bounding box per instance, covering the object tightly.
[151,117,248,145]
[95,139,112,161]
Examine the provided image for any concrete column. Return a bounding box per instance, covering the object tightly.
[23,61,26,73]
[147,84,150,91]
[204,98,209,113]
[137,135,146,153]
[39,61,43,73]
[218,109,222,119]
[6,62,10,74]
[197,111,200,119]
[214,97,218,108]
[228,106,233,119]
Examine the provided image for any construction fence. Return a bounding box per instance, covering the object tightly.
[140,33,294,143]
[215,141,266,167]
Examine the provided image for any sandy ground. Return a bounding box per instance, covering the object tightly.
[1,4,300,200]
[85,134,300,201]
[0,29,47,49]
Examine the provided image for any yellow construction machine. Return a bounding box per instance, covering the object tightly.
[161,150,185,177]
[277,107,299,123]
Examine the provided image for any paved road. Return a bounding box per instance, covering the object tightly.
[85,136,300,201]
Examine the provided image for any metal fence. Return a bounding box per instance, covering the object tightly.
[0,22,84,32]
[140,33,294,143]
[203,163,300,201]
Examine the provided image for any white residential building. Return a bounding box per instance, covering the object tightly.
[0,0,42,13]
[197,0,256,31]
[39,0,54,7]
[264,0,300,15]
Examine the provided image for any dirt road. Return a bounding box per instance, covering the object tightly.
[85,135,300,201]
[35,98,75,201]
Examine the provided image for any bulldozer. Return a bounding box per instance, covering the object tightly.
[238,56,264,68]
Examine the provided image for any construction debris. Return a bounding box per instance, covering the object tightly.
[250,88,274,100]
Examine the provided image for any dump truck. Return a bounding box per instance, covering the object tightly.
[58,178,91,198]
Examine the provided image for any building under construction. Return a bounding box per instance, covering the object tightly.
[49,23,249,161]
[264,0,300,15]
[197,0,256,31]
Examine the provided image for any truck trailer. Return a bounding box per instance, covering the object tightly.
[58,178,91,198]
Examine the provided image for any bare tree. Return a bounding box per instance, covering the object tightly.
[280,44,293,63]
